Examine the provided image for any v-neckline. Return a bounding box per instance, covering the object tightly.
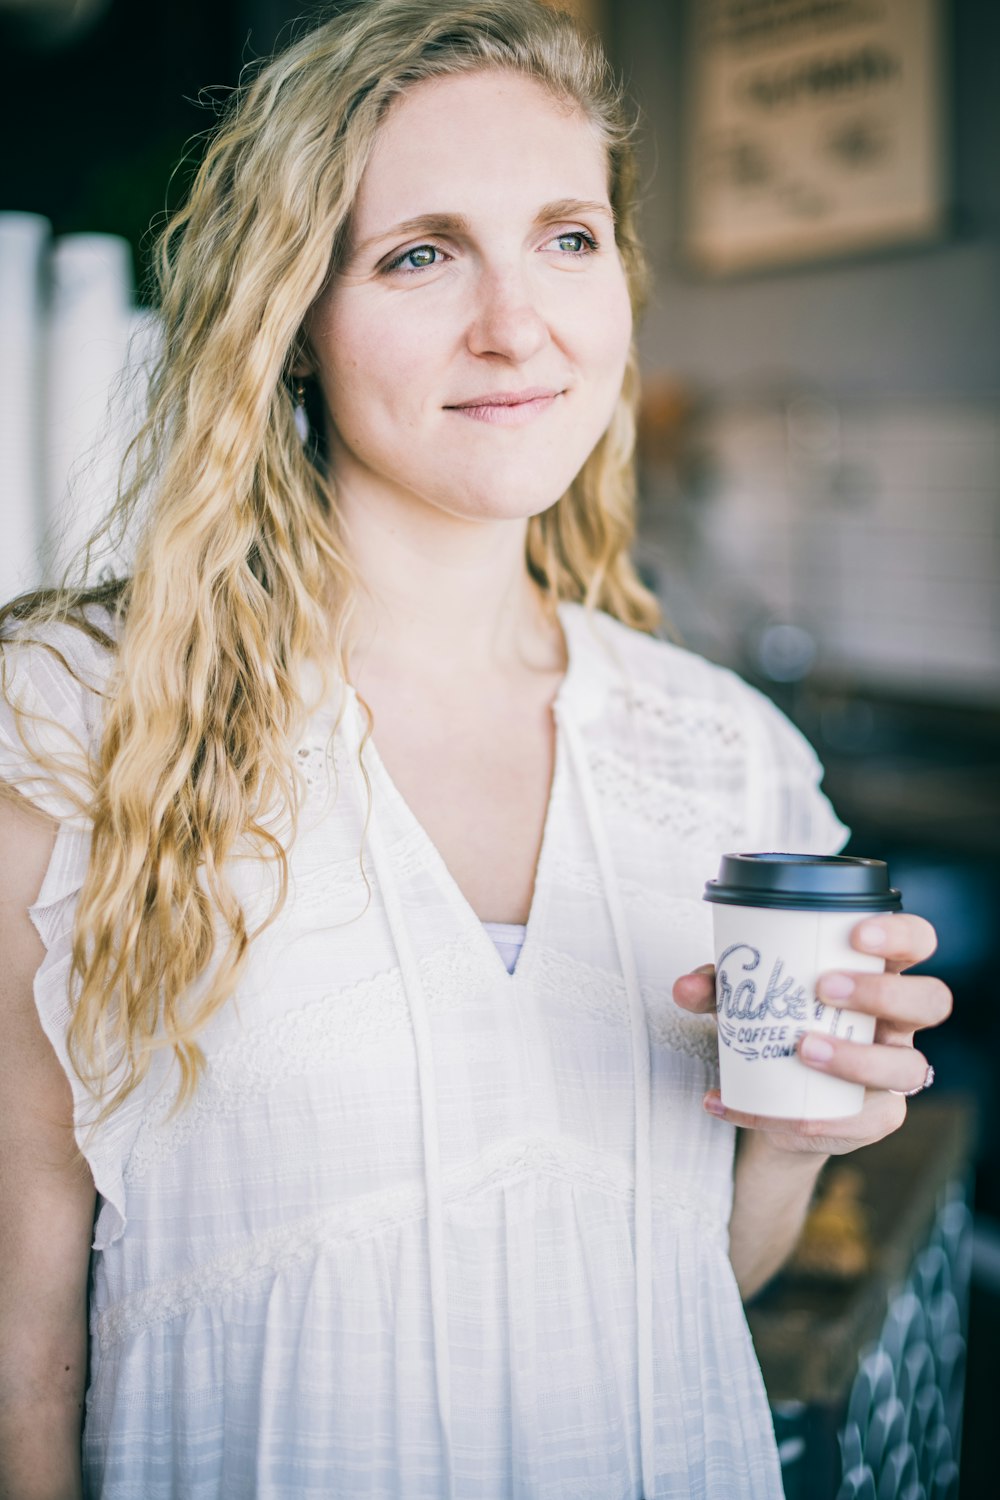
[346,602,580,986]
[360,721,565,984]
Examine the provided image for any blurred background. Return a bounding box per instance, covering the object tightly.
[1,0,996,1494]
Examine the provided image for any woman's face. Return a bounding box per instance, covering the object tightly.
[304,69,633,526]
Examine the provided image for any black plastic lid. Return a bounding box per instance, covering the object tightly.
[703,853,902,912]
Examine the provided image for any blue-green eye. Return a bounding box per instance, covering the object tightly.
[385,244,440,273]
[553,231,597,254]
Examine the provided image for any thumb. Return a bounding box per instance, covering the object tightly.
[673,964,717,1014]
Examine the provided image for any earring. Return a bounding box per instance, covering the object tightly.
[292,379,310,443]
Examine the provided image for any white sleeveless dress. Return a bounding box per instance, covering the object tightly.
[0,602,847,1500]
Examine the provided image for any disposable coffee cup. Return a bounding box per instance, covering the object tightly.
[703,854,902,1120]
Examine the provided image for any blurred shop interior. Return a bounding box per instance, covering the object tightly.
[1,0,998,1496]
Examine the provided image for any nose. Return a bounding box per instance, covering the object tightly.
[466,267,550,364]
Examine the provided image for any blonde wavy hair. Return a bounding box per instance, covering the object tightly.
[0,0,659,1120]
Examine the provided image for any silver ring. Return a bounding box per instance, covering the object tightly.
[891,1063,935,1098]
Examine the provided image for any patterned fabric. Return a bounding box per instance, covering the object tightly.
[0,602,848,1499]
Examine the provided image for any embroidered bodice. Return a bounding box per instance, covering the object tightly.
[0,602,847,1499]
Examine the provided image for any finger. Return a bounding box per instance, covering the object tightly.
[702,1091,827,1134]
[703,1088,907,1143]
[798,1032,931,1093]
[672,966,716,1014]
[702,1089,882,1140]
[850,913,938,970]
[815,970,953,1031]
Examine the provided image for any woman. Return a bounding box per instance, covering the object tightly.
[0,2,950,1497]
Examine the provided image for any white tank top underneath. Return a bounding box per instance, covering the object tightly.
[481,920,526,974]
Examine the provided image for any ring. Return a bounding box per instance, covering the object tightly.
[891,1063,935,1098]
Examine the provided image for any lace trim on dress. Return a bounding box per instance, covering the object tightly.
[531,947,719,1064]
[586,747,746,849]
[285,822,428,913]
[124,935,719,1186]
[547,852,710,924]
[626,681,747,751]
[99,1133,726,1347]
[294,736,341,796]
[124,938,481,1185]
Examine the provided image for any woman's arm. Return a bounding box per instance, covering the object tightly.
[0,793,96,1500]
[727,1132,828,1301]
[674,915,950,1300]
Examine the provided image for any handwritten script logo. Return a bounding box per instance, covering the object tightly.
[716,942,815,1061]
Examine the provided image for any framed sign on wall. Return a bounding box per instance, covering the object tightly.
[682,0,949,275]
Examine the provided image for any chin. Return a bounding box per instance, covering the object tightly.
[453,488,567,524]
[449,463,586,522]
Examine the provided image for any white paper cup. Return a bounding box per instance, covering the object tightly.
[704,854,902,1120]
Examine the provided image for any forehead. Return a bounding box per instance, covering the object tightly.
[353,69,610,228]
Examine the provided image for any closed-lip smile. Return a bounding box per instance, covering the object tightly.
[444,387,563,426]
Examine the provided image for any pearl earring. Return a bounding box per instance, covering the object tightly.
[293,380,309,443]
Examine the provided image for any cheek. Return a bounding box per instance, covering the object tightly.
[565,272,633,394]
[316,304,364,387]
[596,272,634,368]
[315,303,422,441]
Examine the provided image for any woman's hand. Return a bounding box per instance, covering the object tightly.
[673,913,952,1158]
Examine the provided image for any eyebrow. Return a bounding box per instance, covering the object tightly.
[350,199,616,261]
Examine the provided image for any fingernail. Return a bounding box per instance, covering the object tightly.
[858,922,887,950]
[819,973,855,1000]
[800,1034,835,1063]
[703,1096,727,1117]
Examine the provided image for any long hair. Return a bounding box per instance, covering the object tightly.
[0,0,659,1119]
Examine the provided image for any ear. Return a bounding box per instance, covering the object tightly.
[288,332,315,380]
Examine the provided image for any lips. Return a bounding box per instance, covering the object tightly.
[448,387,560,409]
[444,387,563,426]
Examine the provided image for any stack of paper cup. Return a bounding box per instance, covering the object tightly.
[105,305,163,575]
[44,233,134,582]
[704,854,902,1120]
[0,212,50,603]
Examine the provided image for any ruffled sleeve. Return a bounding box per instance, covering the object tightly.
[0,621,109,823]
[737,680,850,856]
[1,616,134,1248]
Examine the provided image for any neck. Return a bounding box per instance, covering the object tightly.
[338,478,564,686]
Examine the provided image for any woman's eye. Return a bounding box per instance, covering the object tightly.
[552,231,598,255]
[385,244,441,273]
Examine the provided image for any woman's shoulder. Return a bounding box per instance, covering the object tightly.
[563,602,780,721]
[2,599,119,680]
[566,605,848,852]
[0,602,119,821]
[563,602,836,787]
